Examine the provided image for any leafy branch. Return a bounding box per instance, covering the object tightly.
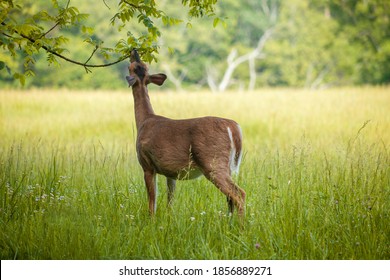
[0,0,218,85]
[1,22,130,74]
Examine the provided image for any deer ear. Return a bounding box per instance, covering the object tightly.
[126,75,136,87]
[148,73,167,86]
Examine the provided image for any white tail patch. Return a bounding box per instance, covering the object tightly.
[227,126,242,175]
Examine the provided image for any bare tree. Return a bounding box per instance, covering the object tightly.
[207,28,274,92]
[161,63,188,92]
[305,63,332,90]
[206,0,278,92]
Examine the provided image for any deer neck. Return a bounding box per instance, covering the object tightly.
[132,85,155,131]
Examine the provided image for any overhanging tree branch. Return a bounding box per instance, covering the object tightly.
[0,0,220,85]
[1,22,130,73]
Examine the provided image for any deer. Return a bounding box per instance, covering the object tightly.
[126,49,245,219]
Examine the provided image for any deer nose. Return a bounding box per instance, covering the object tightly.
[130,49,141,63]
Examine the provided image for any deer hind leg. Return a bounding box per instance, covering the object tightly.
[207,172,246,216]
[227,196,234,215]
[144,170,157,215]
[167,177,176,207]
[225,178,246,216]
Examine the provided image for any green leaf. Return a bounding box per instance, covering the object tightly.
[213,17,219,28]
[162,15,168,26]
[13,72,25,86]
[25,69,35,77]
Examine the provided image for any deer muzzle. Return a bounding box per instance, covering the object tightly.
[130,49,141,63]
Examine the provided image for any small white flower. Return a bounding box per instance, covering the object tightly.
[200,211,206,216]
[190,216,195,221]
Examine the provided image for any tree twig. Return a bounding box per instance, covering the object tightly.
[102,0,111,9]
[40,22,60,39]
[1,22,130,69]
[83,45,99,73]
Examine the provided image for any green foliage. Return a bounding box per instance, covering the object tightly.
[259,1,352,87]
[0,0,218,85]
[313,0,390,84]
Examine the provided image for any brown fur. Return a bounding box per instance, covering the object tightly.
[127,50,245,217]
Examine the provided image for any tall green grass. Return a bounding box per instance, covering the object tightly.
[0,88,389,259]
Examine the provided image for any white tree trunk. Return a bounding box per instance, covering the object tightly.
[207,28,273,92]
[162,63,187,92]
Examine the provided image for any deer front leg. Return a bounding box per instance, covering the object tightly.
[167,177,176,207]
[144,170,157,215]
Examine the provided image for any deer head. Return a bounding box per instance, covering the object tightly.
[126,49,167,88]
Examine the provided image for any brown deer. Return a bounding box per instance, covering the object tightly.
[126,49,245,218]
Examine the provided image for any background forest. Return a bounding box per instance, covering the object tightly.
[1,0,389,90]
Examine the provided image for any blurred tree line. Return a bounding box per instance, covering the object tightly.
[1,0,389,90]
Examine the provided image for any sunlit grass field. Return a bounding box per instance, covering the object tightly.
[0,87,389,259]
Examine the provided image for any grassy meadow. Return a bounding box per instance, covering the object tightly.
[0,87,389,260]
